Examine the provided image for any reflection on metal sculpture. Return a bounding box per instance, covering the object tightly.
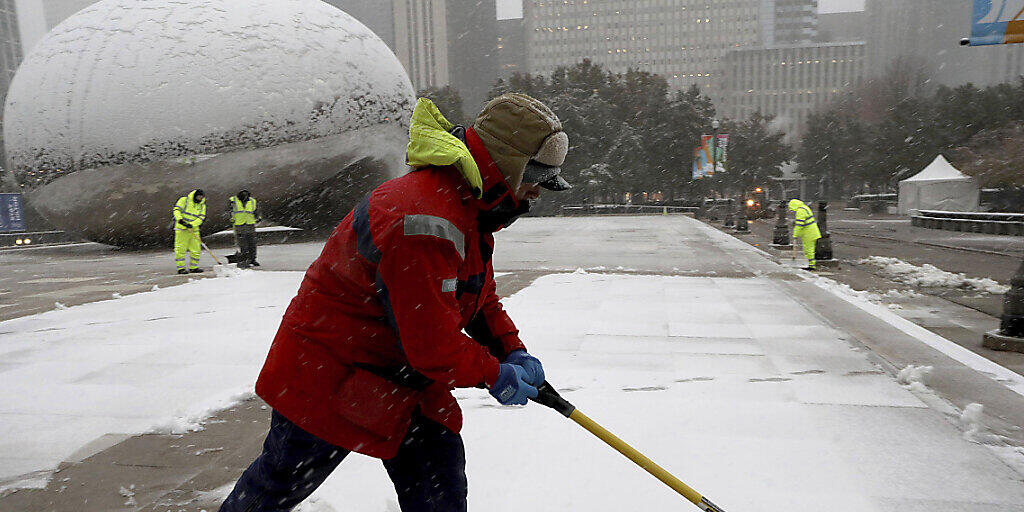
[3,0,415,246]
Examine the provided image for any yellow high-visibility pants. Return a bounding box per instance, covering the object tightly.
[174,229,201,270]
[798,236,817,268]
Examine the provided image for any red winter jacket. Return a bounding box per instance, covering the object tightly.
[255,128,527,458]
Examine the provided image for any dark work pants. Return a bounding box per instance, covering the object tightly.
[219,410,468,512]
[235,227,257,267]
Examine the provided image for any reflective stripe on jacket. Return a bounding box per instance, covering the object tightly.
[788,199,821,240]
[173,190,207,231]
[230,196,257,225]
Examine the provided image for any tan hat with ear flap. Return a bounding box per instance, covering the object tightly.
[472,93,571,191]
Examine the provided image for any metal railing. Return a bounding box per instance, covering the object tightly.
[559,204,698,216]
[911,210,1024,236]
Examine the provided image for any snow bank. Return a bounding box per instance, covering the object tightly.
[857,256,1009,294]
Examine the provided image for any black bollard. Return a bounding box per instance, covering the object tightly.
[772,200,791,246]
[815,201,834,261]
[723,199,735,228]
[735,199,749,232]
[983,257,1024,353]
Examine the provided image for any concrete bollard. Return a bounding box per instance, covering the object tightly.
[983,257,1024,353]
[772,201,791,246]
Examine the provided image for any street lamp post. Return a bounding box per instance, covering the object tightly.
[712,119,735,228]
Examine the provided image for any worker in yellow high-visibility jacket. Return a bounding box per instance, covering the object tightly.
[173,189,207,274]
[789,199,821,271]
[228,190,261,268]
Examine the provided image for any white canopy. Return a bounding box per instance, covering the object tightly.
[898,155,979,214]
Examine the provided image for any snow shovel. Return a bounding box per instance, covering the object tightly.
[189,230,223,266]
[199,238,224,266]
[530,382,726,511]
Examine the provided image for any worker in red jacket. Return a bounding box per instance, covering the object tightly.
[219,93,571,512]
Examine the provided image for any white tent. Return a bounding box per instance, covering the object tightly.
[898,155,980,214]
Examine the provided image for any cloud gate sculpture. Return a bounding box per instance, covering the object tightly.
[3,0,415,246]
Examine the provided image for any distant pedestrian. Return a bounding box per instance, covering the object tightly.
[173,189,207,274]
[228,190,261,268]
[789,198,821,271]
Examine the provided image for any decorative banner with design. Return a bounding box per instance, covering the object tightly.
[692,134,730,179]
[0,193,26,233]
[968,0,1024,45]
[715,134,729,173]
[693,135,712,179]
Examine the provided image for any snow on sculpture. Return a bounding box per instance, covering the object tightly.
[3,0,415,246]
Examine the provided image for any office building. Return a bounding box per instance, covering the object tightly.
[721,41,866,136]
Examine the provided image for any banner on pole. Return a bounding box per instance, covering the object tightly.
[692,134,729,179]
[715,134,729,173]
[968,0,1024,45]
[693,135,713,179]
[0,193,27,233]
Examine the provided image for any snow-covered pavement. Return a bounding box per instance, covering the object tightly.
[0,269,303,486]
[296,271,1024,512]
[2,215,1024,511]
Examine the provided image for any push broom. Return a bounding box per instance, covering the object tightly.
[530,382,727,511]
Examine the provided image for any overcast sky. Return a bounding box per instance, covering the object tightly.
[495,0,865,19]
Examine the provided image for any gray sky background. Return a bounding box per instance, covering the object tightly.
[495,0,866,19]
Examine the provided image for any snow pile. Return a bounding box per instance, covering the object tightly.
[119,485,137,507]
[897,364,933,393]
[857,256,1009,294]
[810,276,918,307]
[959,403,1005,444]
[880,289,925,300]
[213,265,253,279]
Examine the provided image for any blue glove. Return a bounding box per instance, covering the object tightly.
[504,349,545,387]
[489,364,538,406]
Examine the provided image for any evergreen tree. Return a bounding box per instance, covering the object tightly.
[417,85,466,125]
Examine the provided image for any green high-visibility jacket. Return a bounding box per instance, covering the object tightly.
[789,199,821,240]
[230,196,258,226]
[173,190,207,231]
[405,98,484,198]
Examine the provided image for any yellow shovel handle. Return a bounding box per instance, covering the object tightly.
[568,410,725,511]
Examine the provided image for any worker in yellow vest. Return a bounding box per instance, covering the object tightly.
[228,190,261,268]
[173,189,207,274]
[789,199,821,271]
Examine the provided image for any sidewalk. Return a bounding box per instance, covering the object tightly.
[2,215,1023,511]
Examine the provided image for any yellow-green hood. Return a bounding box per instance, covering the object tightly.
[406,98,483,198]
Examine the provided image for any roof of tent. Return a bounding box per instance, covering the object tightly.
[901,155,973,183]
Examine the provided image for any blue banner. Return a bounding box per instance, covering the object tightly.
[969,0,1024,46]
[0,193,27,232]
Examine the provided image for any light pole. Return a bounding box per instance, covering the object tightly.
[712,120,734,228]
[711,119,721,175]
